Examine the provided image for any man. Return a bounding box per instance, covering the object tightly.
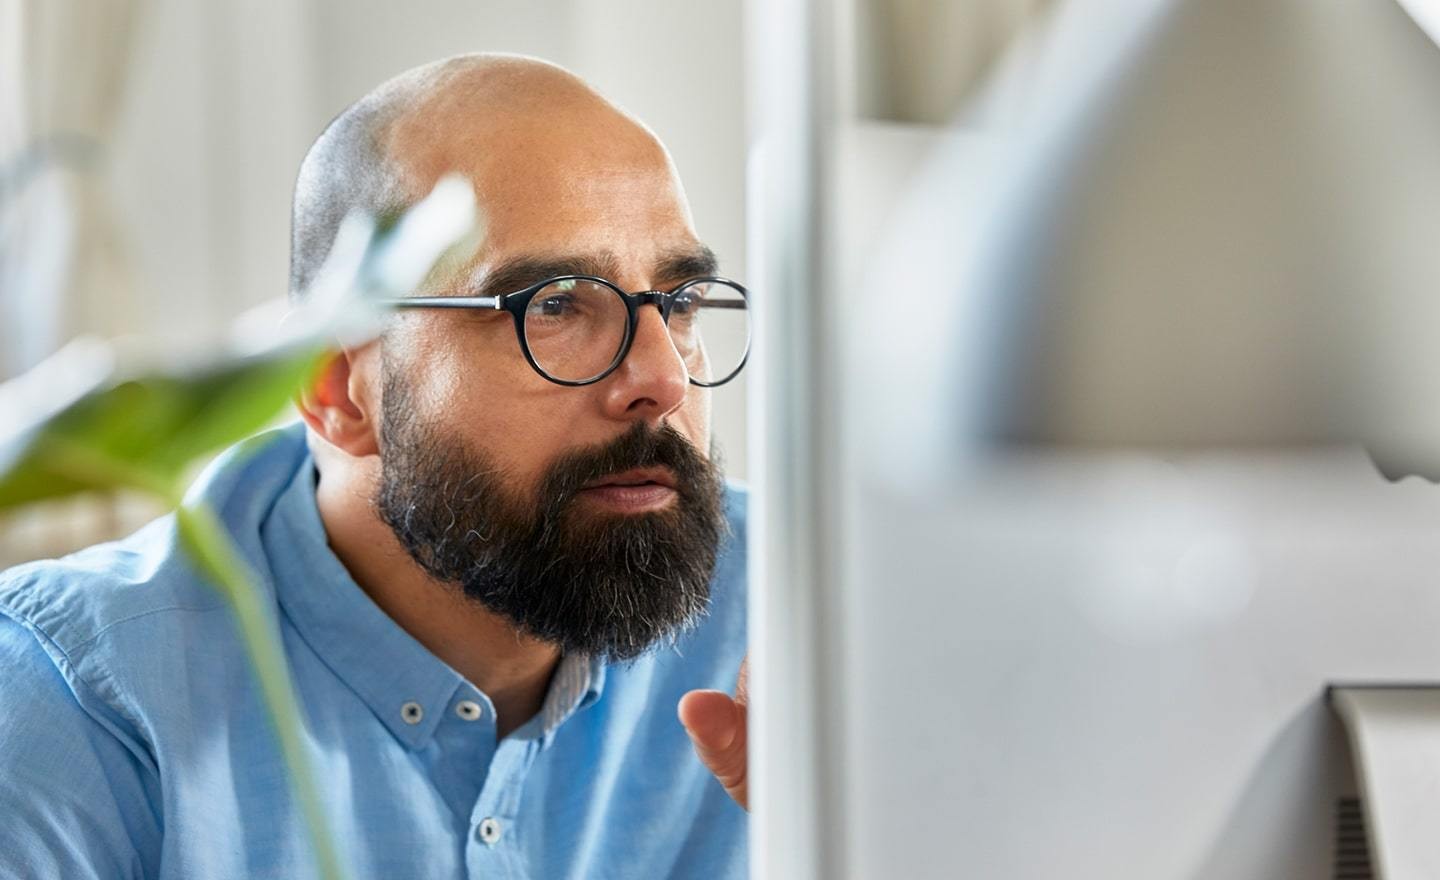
[0,54,750,878]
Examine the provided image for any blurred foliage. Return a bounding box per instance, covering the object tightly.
[0,346,325,509]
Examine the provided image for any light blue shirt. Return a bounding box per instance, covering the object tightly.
[0,424,748,879]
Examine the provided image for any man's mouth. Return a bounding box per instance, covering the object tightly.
[577,468,679,512]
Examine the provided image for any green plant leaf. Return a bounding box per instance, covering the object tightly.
[0,343,326,508]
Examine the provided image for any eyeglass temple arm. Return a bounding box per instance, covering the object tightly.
[382,297,744,311]
[379,296,503,310]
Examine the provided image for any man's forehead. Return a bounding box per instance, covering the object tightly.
[383,76,673,205]
[463,246,719,295]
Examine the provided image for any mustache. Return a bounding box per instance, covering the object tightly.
[536,422,711,509]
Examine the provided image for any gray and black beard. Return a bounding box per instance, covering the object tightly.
[374,370,727,661]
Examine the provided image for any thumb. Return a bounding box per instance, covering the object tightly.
[679,658,749,810]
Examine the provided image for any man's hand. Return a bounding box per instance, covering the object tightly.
[678,656,748,810]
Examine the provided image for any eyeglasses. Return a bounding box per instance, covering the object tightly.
[382,275,750,387]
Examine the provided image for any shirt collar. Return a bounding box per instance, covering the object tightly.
[532,651,607,751]
[263,456,463,750]
[260,444,609,751]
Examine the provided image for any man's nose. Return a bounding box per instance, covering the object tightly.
[598,303,688,422]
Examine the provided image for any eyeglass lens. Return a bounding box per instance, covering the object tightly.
[522,279,629,382]
[522,279,749,384]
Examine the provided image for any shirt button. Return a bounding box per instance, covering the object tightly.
[455,700,483,721]
[477,817,503,845]
[400,701,424,725]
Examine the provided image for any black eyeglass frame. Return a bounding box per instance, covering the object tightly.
[382,274,750,388]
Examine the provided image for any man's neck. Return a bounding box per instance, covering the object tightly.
[314,468,561,739]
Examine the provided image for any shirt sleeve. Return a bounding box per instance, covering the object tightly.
[0,615,162,880]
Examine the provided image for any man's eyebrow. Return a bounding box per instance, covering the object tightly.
[469,246,720,298]
[472,253,625,298]
[653,245,720,284]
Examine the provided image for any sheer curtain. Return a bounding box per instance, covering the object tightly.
[0,0,149,566]
[0,0,146,380]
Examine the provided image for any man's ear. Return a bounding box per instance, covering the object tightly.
[296,344,381,458]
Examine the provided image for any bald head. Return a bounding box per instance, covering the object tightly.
[289,54,685,298]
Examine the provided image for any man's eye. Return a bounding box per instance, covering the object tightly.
[672,292,699,315]
[537,295,573,316]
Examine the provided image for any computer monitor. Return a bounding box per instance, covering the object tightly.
[838,0,1440,876]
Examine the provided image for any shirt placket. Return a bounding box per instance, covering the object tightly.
[465,735,540,879]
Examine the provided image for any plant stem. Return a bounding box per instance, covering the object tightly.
[174,501,347,880]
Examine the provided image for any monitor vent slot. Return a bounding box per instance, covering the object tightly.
[1334,796,1373,880]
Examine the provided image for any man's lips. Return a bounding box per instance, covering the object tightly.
[578,468,679,512]
[581,468,678,491]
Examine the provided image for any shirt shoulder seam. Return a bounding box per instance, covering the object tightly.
[64,603,233,659]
